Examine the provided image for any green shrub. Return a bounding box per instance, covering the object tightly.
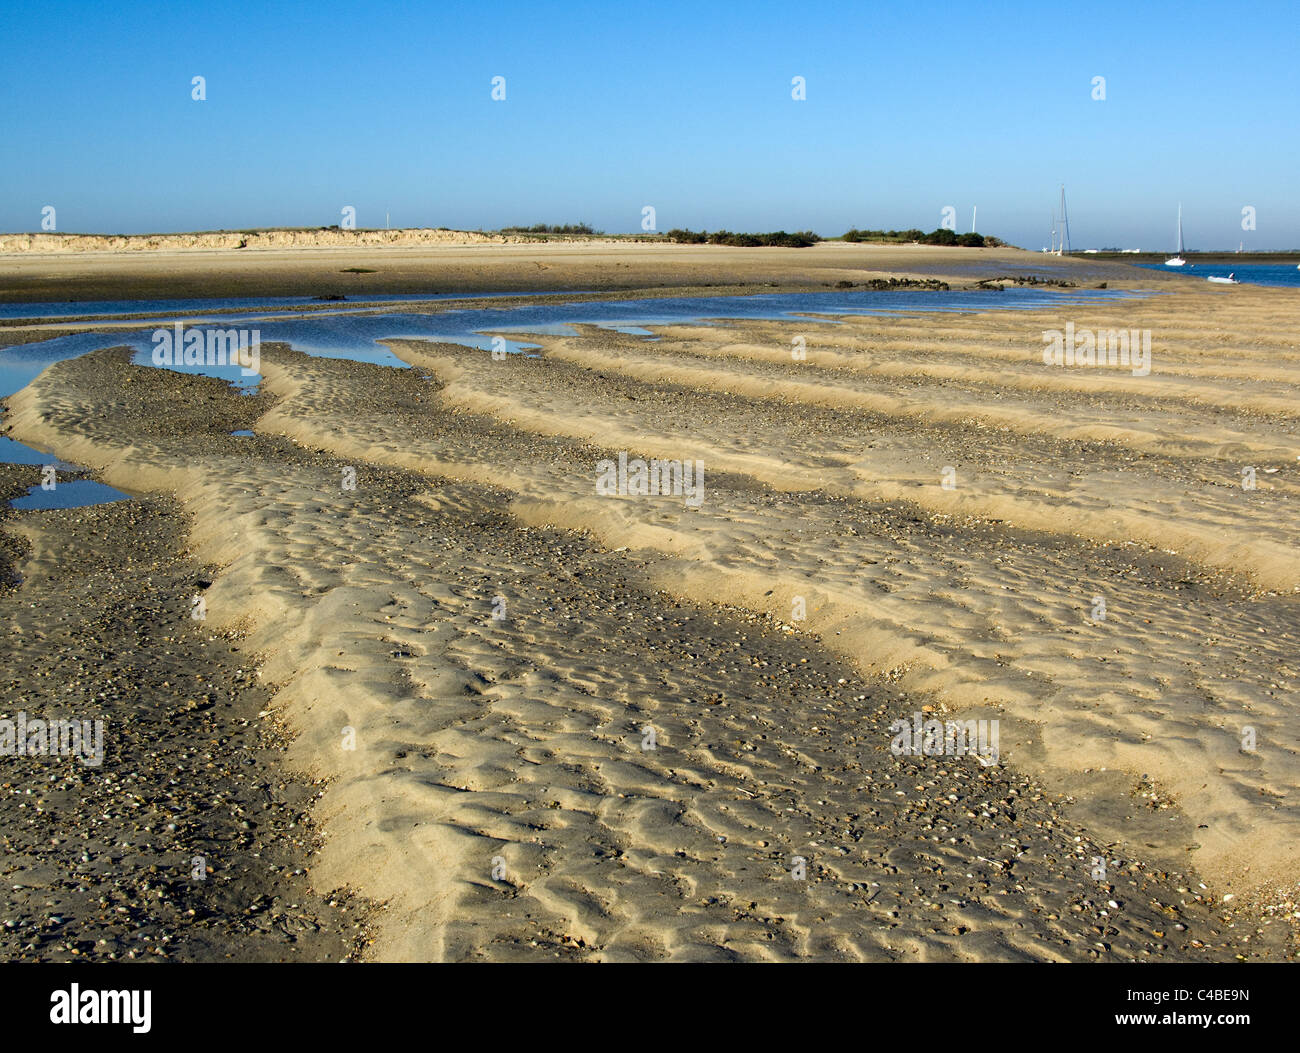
[666,228,821,248]
[842,228,927,243]
[500,222,600,235]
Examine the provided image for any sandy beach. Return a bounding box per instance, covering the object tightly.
[0,235,1172,303]
[1,243,1297,961]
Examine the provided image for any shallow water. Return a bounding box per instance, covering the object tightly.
[0,333,132,466]
[0,290,544,322]
[98,286,1137,381]
[0,436,80,467]
[10,479,129,510]
[1136,263,1300,288]
[1,285,1137,498]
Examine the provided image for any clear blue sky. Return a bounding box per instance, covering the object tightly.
[2,0,1296,248]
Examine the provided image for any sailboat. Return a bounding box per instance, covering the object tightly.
[1164,204,1187,266]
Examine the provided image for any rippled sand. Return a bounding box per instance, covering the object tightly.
[5,281,1298,960]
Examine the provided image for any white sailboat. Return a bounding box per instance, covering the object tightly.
[1164,204,1187,266]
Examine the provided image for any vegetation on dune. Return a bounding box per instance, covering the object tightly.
[663,227,1001,248]
[842,228,926,243]
[500,222,602,235]
[843,227,1003,247]
[664,229,822,248]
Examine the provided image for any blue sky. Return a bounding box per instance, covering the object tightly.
[1,0,1296,248]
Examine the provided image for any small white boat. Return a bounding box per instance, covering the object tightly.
[1206,273,1239,284]
[1164,204,1187,266]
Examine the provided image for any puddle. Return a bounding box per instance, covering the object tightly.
[230,430,255,437]
[0,436,82,467]
[124,349,262,394]
[602,324,656,336]
[10,479,129,511]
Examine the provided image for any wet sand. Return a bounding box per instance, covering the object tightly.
[2,259,1297,960]
[0,457,373,960]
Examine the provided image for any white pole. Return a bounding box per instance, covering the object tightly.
[971,206,977,233]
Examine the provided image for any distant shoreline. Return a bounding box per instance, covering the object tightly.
[3,228,1297,260]
[0,238,1172,304]
[1079,251,1300,264]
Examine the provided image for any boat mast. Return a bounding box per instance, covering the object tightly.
[1058,185,1071,255]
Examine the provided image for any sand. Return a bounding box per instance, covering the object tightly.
[0,237,1169,303]
[2,254,1297,960]
[0,455,371,961]
[0,229,519,254]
